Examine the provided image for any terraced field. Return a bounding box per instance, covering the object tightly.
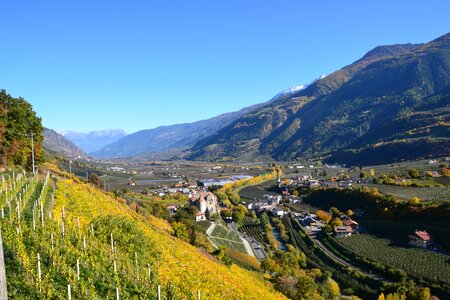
[209,224,247,253]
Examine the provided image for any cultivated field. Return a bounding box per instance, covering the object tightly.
[360,184,450,202]
[337,234,450,286]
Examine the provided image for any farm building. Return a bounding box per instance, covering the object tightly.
[342,218,359,232]
[409,230,432,249]
[334,226,353,238]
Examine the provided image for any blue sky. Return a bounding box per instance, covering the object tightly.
[1,0,449,134]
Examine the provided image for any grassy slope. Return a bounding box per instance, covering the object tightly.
[54,179,286,299]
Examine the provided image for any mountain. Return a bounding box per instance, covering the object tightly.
[43,128,87,158]
[91,100,279,159]
[61,129,127,154]
[187,33,450,164]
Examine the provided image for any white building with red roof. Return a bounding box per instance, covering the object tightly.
[409,230,432,249]
[195,211,206,222]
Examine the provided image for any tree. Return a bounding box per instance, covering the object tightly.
[408,197,420,205]
[359,171,368,179]
[408,168,420,178]
[316,210,332,223]
[330,207,340,218]
[275,276,298,299]
[442,168,450,177]
[369,168,375,177]
[229,193,241,204]
[88,172,102,186]
[0,90,44,169]
[215,191,228,202]
[416,287,431,300]
[295,274,318,299]
[172,222,189,241]
[260,213,270,226]
[212,246,232,267]
[345,209,353,217]
[330,218,343,227]
[232,205,246,223]
[322,278,340,299]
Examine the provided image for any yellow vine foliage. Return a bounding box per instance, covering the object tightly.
[54,179,287,299]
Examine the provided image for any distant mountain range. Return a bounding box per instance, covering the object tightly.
[187,33,450,164]
[60,129,127,154]
[90,100,284,159]
[43,128,87,158]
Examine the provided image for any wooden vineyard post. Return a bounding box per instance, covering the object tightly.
[157,285,161,300]
[40,201,44,228]
[198,290,201,300]
[147,264,151,283]
[110,233,114,257]
[0,227,8,300]
[134,252,139,280]
[37,253,42,291]
[116,287,119,300]
[76,258,80,281]
[67,284,71,300]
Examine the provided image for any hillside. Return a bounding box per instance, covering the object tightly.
[61,129,127,154]
[43,128,87,158]
[0,172,286,299]
[91,101,272,159]
[187,33,450,164]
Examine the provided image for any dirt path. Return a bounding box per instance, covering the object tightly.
[206,222,216,235]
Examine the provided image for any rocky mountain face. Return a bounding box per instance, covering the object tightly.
[43,128,87,158]
[187,34,450,165]
[61,129,127,154]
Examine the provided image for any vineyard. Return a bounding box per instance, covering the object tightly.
[208,224,247,253]
[361,184,450,202]
[337,234,450,289]
[238,180,278,201]
[0,172,287,299]
[239,218,264,245]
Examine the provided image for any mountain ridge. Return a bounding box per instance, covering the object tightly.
[43,128,87,158]
[187,33,450,164]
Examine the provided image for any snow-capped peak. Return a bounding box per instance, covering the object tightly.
[280,84,307,95]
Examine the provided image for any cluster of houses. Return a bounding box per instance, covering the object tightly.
[190,191,220,221]
[245,195,291,217]
[278,175,369,191]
